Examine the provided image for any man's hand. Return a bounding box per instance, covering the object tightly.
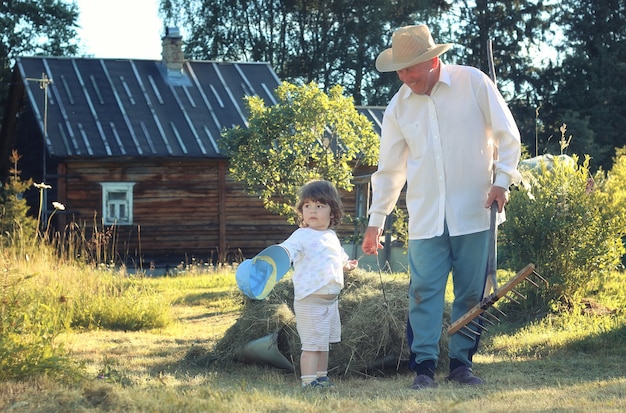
[361,226,384,255]
[485,185,510,213]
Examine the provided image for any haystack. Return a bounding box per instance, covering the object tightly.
[203,268,451,376]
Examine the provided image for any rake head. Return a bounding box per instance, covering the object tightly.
[447,263,547,338]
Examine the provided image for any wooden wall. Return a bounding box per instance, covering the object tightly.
[54,159,377,267]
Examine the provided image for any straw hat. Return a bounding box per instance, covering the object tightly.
[376,25,453,72]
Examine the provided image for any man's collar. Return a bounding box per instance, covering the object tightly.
[438,62,452,87]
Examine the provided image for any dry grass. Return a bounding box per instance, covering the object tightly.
[206,269,422,376]
[0,267,625,413]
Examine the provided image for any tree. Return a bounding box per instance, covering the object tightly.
[0,0,79,137]
[537,0,626,170]
[445,1,553,93]
[218,82,379,222]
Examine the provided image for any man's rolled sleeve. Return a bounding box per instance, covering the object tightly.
[367,212,387,230]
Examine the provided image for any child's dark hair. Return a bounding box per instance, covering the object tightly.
[296,180,343,228]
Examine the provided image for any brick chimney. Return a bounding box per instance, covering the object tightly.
[161,27,184,72]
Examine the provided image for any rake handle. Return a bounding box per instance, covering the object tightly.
[485,201,498,293]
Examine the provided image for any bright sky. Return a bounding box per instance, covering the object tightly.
[74,0,164,60]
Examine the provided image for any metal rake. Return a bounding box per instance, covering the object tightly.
[447,263,547,338]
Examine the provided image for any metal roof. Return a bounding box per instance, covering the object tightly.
[356,105,385,137]
[16,56,385,160]
[16,56,281,159]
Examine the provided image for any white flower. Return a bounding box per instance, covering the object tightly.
[52,202,65,211]
[34,182,52,189]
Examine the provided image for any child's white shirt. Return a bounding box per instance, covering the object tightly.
[280,227,348,300]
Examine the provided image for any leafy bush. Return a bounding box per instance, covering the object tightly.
[499,154,625,315]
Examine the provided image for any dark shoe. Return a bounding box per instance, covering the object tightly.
[315,376,335,387]
[303,378,335,389]
[411,374,437,389]
[446,365,484,385]
[302,379,324,389]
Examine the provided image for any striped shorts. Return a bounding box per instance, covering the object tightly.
[294,293,341,351]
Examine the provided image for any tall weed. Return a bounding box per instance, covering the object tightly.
[0,251,78,380]
[1,241,173,381]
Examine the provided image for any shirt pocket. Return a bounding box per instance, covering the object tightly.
[400,122,428,159]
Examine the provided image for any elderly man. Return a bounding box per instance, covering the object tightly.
[361,24,521,389]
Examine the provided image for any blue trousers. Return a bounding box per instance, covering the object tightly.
[406,224,489,368]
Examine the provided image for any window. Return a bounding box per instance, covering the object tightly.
[100,182,135,225]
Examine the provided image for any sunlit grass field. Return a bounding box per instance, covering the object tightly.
[1,247,625,412]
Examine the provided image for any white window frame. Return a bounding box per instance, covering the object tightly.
[100,182,135,225]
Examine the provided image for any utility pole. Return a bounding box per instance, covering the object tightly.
[25,73,53,224]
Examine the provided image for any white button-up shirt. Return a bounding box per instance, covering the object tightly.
[368,63,522,239]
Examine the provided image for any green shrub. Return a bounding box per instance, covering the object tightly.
[500,154,624,315]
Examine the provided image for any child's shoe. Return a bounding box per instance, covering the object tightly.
[302,379,323,388]
[302,378,335,389]
[315,376,335,387]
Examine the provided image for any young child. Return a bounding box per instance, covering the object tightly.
[279,180,358,388]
